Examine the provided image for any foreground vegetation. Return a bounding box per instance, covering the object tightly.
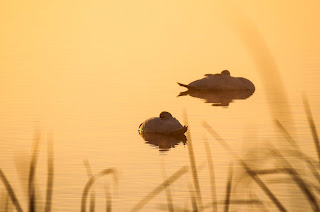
[0,97,319,212]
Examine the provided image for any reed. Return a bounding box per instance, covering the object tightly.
[204,141,218,212]
[161,160,174,212]
[105,185,112,212]
[45,134,54,212]
[1,101,319,212]
[303,96,320,166]
[188,184,198,212]
[4,193,10,212]
[224,162,233,212]
[131,166,188,212]
[81,168,117,212]
[203,122,287,212]
[0,169,23,212]
[183,111,203,210]
[276,120,320,182]
[203,198,269,210]
[254,167,319,212]
[269,146,319,212]
[28,133,40,212]
[83,159,95,212]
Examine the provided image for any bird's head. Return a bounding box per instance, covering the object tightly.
[159,111,173,119]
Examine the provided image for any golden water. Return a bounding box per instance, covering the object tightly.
[0,1,320,211]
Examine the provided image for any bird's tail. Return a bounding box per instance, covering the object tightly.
[177,91,189,97]
[177,82,188,88]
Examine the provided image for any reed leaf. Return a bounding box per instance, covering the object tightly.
[203,122,287,212]
[303,96,320,166]
[0,169,23,212]
[204,141,218,212]
[183,111,203,210]
[83,159,95,212]
[105,185,112,212]
[45,134,54,212]
[224,162,233,212]
[161,161,174,212]
[81,168,117,212]
[28,133,40,212]
[188,184,198,212]
[275,120,320,182]
[131,166,188,212]
[269,146,319,212]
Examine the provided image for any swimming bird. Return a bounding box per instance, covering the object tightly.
[138,111,188,135]
[178,70,255,91]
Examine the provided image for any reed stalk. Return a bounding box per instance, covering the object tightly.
[183,111,203,210]
[45,134,54,212]
[81,168,117,212]
[131,166,188,212]
[203,122,287,212]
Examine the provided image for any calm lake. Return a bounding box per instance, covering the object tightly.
[1,1,320,211]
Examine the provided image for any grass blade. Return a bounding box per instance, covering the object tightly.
[28,133,40,212]
[255,167,319,212]
[4,192,9,212]
[203,122,287,212]
[131,166,188,212]
[303,96,320,166]
[84,160,95,212]
[183,111,203,210]
[0,169,23,212]
[230,9,293,128]
[188,184,198,212]
[275,120,298,148]
[161,161,174,212]
[81,168,117,212]
[105,185,112,212]
[269,146,320,212]
[204,141,218,212]
[276,120,320,182]
[224,162,233,212]
[45,134,54,212]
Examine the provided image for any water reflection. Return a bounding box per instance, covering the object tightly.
[139,132,187,151]
[178,89,254,107]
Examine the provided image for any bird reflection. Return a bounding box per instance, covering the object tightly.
[178,89,254,107]
[139,132,187,151]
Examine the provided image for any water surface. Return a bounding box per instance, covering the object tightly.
[1,1,320,211]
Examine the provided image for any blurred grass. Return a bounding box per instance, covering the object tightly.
[161,160,174,212]
[83,159,95,212]
[224,162,233,212]
[204,141,218,212]
[0,101,319,212]
[0,169,23,212]
[81,168,117,212]
[183,110,203,211]
[28,133,40,212]
[303,96,320,166]
[131,166,188,212]
[45,134,54,212]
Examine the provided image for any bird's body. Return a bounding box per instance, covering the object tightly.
[139,112,187,135]
[178,70,255,91]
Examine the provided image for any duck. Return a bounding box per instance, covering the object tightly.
[178,70,255,91]
[138,111,188,135]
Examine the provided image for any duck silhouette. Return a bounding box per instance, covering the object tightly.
[178,70,255,91]
[177,70,255,106]
[138,111,188,135]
